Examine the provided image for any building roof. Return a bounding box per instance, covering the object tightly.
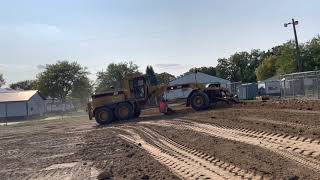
[0,90,43,103]
[169,72,230,86]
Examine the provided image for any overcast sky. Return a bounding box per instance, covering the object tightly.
[0,0,319,86]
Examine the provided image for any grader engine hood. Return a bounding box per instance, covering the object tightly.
[91,90,126,109]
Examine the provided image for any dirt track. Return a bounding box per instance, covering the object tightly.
[0,100,320,179]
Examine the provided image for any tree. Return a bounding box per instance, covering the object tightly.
[37,61,90,101]
[301,36,320,71]
[0,74,4,87]
[245,49,266,82]
[156,72,175,84]
[216,50,264,82]
[96,61,141,92]
[146,65,158,85]
[216,58,231,80]
[188,66,216,76]
[275,41,297,74]
[70,76,93,107]
[255,56,277,81]
[10,80,37,90]
[256,41,297,80]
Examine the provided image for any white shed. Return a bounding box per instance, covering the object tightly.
[0,90,46,119]
[170,72,230,87]
[258,75,281,96]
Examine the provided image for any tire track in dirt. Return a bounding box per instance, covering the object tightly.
[1,125,95,179]
[25,162,99,180]
[140,120,320,172]
[179,119,320,156]
[117,126,267,180]
[155,119,320,155]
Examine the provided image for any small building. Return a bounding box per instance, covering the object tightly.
[0,90,46,119]
[258,76,281,96]
[258,80,281,96]
[237,83,258,100]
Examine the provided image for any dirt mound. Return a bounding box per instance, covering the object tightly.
[238,99,320,111]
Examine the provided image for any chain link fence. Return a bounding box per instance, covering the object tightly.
[280,70,320,99]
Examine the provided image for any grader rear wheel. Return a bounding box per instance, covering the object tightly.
[115,102,134,120]
[95,107,114,125]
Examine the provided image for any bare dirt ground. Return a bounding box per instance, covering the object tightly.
[1,99,320,179]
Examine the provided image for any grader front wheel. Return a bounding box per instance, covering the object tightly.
[190,91,210,111]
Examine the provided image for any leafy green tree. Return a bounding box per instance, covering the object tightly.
[0,74,4,87]
[275,41,297,74]
[188,66,217,76]
[256,41,298,80]
[216,50,264,82]
[156,72,175,84]
[70,76,93,106]
[146,65,158,85]
[245,49,266,82]
[216,58,231,80]
[37,61,89,101]
[96,61,141,92]
[255,56,277,81]
[10,80,37,90]
[301,36,320,71]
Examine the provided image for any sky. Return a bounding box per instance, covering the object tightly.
[0,0,319,86]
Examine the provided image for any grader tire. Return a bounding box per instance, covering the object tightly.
[95,107,114,125]
[190,91,210,111]
[115,102,134,120]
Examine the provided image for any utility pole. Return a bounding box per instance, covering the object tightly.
[284,18,303,72]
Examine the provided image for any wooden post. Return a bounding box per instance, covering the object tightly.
[5,103,7,126]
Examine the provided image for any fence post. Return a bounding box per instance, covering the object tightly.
[318,71,320,99]
[292,79,295,97]
[283,77,286,98]
[5,103,8,126]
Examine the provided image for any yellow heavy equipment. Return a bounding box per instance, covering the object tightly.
[87,75,238,125]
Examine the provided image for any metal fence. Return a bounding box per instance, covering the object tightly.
[280,70,320,99]
[226,82,242,96]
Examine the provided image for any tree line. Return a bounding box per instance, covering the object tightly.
[0,35,319,104]
[0,61,175,105]
[178,36,320,82]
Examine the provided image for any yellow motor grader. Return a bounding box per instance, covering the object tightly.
[87,75,238,125]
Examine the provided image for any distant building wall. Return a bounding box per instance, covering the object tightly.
[265,81,281,95]
[0,103,6,117]
[258,80,281,96]
[6,102,27,117]
[28,94,45,116]
[237,83,258,100]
